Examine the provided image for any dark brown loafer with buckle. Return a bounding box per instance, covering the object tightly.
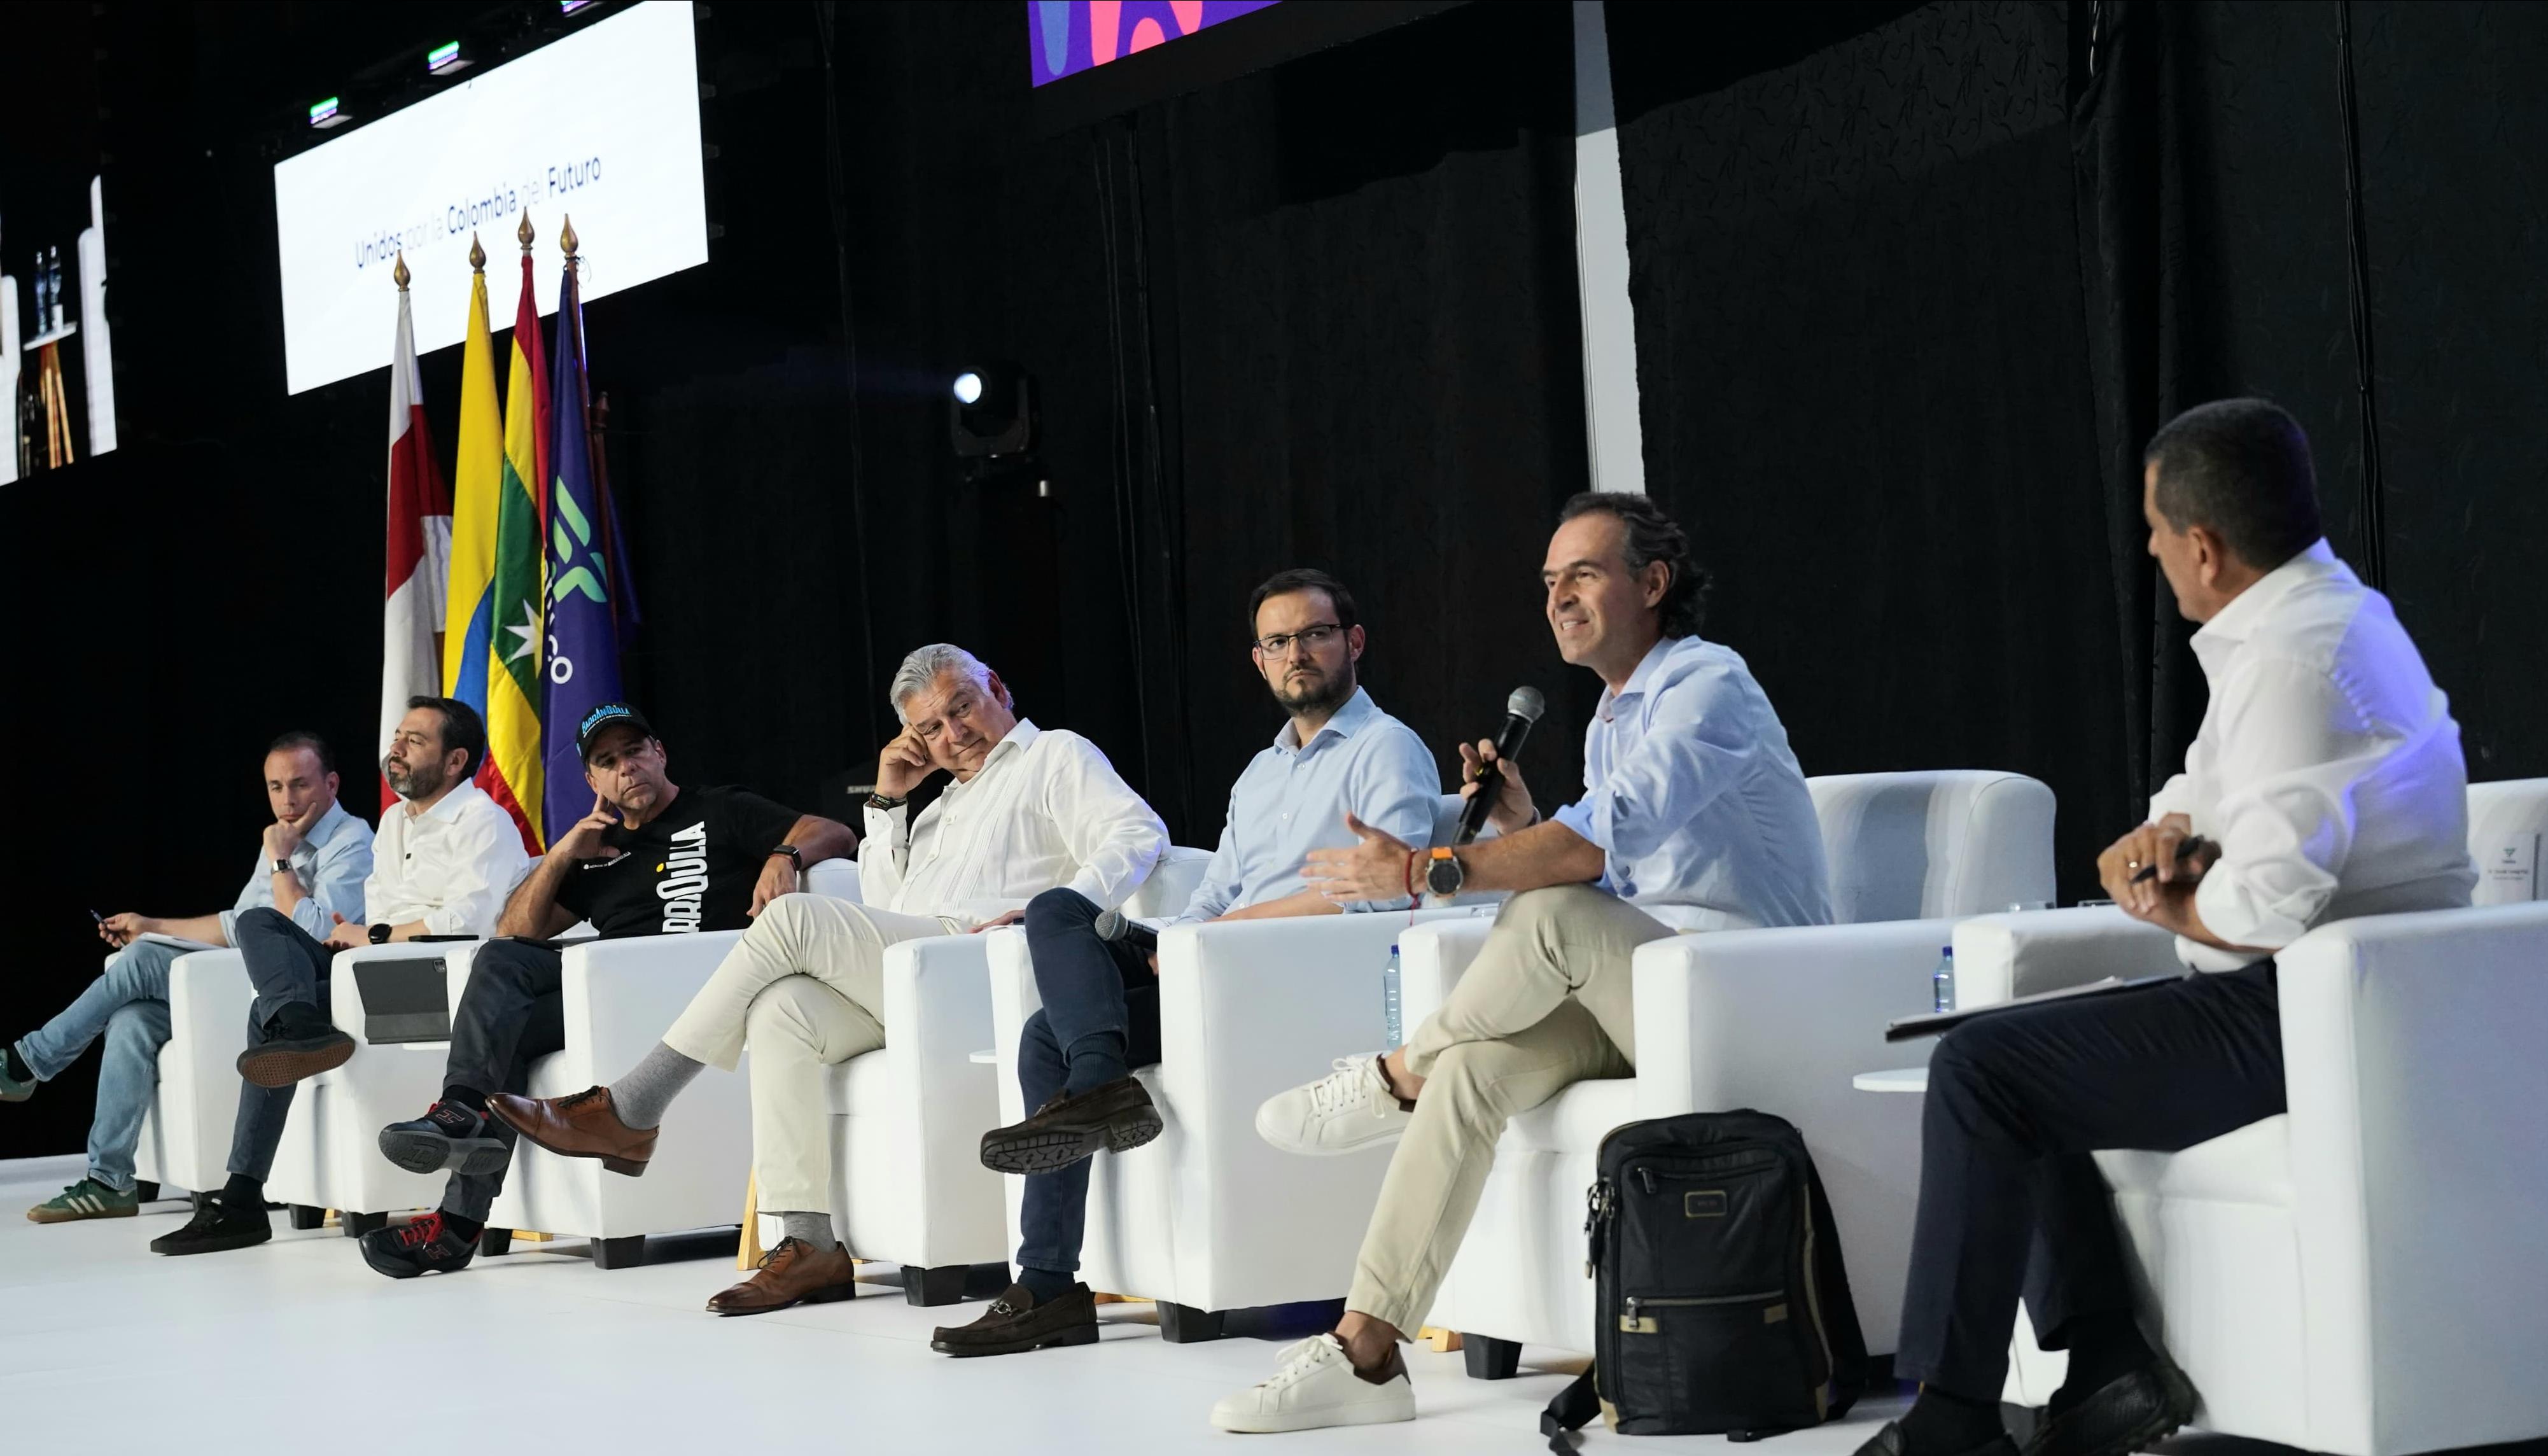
[931,1282,1100,1356]
[2020,1352,2199,1456]
[487,1086,657,1176]
[706,1236,861,1315]
[977,1076,1163,1176]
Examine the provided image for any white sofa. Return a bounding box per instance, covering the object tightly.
[979,794,1493,1336]
[1969,776,2548,1454]
[823,849,1212,1304]
[482,858,859,1267]
[1408,769,2058,1375]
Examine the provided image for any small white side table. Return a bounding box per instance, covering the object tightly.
[1852,1067,1931,1095]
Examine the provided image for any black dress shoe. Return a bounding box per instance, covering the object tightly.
[236,1004,356,1088]
[1854,1424,2021,1456]
[150,1196,272,1256]
[931,1282,1100,1357]
[978,1076,1163,1175]
[379,1100,509,1175]
[2021,1355,2199,1456]
[359,1212,479,1279]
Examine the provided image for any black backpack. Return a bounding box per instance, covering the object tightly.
[1544,1109,1870,1446]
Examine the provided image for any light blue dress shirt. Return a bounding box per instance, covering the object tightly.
[1175,687,1442,922]
[1551,636,1832,932]
[218,799,375,942]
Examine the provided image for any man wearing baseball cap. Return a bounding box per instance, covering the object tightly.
[358,701,856,1280]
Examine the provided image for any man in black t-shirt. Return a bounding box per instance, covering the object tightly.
[358,702,857,1280]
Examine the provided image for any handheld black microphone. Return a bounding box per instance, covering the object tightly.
[1092,907,1159,955]
[1454,686,1546,846]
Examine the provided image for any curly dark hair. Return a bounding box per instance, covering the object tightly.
[1557,493,1712,637]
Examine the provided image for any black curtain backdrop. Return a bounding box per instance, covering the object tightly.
[1613,0,2548,901]
[1611,1,2131,899]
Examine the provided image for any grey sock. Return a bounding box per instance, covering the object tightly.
[608,1042,704,1130]
[778,1210,837,1251]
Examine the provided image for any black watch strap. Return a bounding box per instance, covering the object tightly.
[866,792,907,811]
[769,844,803,865]
[367,923,393,946]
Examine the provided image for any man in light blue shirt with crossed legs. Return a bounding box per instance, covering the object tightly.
[935,568,1441,1359]
[4,732,372,1223]
[1219,493,1832,1433]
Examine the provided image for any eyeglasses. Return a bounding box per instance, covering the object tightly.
[1252,623,1343,657]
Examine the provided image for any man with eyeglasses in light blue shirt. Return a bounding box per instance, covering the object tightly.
[937,567,1442,1359]
[6,732,372,1224]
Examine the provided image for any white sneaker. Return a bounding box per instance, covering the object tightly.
[1254,1054,1411,1156]
[1210,1333,1416,1433]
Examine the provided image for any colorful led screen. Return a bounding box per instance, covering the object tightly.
[1030,1,1283,87]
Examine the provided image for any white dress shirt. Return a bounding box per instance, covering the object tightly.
[1550,636,1833,932]
[859,718,1168,923]
[1175,687,1441,922]
[2147,540,2475,971]
[365,780,533,937]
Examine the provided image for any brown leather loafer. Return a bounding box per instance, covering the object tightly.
[931,1282,1100,1356]
[487,1086,656,1176]
[978,1075,1163,1175]
[706,1237,860,1316]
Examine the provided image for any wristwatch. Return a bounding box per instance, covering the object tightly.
[866,792,907,812]
[1424,846,1466,899]
[270,857,293,876]
[367,923,393,946]
[768,844,803,867]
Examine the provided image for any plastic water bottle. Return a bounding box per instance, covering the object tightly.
[33,254,50,332]
[1931,944,1956,1014]
[1382,943,1404,1049]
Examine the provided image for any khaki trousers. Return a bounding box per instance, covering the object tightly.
[1344,884,1675,1332]
[661,892,956,1214]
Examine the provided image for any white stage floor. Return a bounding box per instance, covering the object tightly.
[0,1152,1921,1453]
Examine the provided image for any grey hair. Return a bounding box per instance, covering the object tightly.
[889,643,1000,724]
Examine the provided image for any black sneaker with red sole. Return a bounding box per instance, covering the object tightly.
[379,1100,510,1175]
[360,1212,479,1279]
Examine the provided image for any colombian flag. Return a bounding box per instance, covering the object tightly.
[444,241,540,851]
[487,225,552,849]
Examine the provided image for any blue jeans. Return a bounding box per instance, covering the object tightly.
[1014,888,1161,1278]
[16,939,185,1193]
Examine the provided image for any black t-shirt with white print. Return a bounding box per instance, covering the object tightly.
[552,785,804,939]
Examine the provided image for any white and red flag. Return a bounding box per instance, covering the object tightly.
[379,253,453,809]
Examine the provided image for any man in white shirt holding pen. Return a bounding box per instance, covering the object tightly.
[493,643,1168,1316]
[1214,494,1833,1432]
[152,696,531,1257]
[1863,400,2475,1456]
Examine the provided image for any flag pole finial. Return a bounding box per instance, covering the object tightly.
[468,233,486,272]
[559,214,579,261]
[393,251,410,291]
[517,209,536,252]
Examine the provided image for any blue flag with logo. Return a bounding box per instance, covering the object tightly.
[540,254,622,839]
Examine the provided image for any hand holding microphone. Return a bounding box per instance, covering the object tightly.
[1455,687,1546,846]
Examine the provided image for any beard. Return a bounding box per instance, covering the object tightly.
[1271,663,1354,717]
[383,753,448,801]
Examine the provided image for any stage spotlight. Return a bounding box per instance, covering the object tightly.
[309,96,349,129]
[426,41,473,76]
[949,361,1035,470]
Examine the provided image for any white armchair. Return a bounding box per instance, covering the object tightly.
[1410,769,2057,1375]
[972,795,1493,1336]
[134,947,260,1207]
[825,849,1213,1305]
[478,858,858,1268]
[1961,902,2548,1455]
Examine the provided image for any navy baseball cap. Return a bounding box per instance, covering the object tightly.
[575,703,656,763]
